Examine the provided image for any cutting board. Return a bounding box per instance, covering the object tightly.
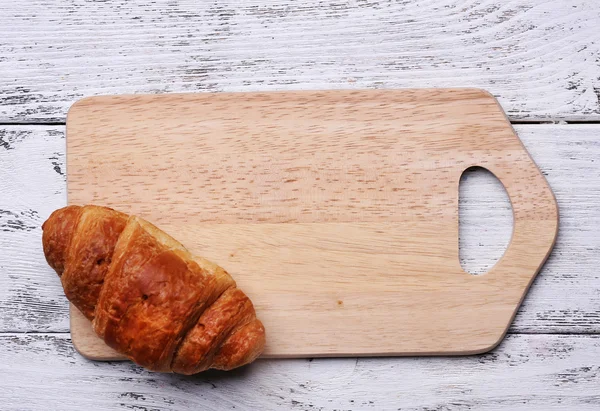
[66,89,558,360]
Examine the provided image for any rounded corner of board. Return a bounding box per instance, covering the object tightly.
[70,333,100,361]
[69,304,128,362]
[66,96,98,118]
[469,87,496,99]
[471,333,508,356]
[70,332,128,362]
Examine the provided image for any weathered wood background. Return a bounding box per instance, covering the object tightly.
[0,0,599,410]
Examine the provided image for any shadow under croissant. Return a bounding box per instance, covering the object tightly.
[84,332,514,379]
[180,363,258,382]
[92,357,267,381]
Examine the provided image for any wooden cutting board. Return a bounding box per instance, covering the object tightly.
[66,89,558,360]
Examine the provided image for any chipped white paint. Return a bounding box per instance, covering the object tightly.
[2,123,600,408]
[0,333,599,410]
[1,0,600,407]
[2,124,599,335]
[1,122,599,407]
[0,0,599,122]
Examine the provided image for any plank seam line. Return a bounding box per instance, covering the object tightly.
[2,120,600,126]
[0,331,598,335]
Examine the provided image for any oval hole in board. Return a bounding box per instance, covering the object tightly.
[459,166,514,275]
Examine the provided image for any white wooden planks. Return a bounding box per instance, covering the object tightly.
[0,0,599,122]
[0,333,598,410]
[0,124,598,334]
[1,0,600,406]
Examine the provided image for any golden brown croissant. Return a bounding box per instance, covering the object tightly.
[42,205,265,374]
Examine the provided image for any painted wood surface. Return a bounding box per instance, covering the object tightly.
[1,119,598,407]
[1,0,600,123]
[2,124,597,337]
[66,89,558,359]
[0,333,599,410]
[1,0,600,407]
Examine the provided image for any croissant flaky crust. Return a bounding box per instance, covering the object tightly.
[42,205,265,374]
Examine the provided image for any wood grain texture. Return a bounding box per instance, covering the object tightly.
[1,121,598,407]
[1,124,597,336]
[0,126,67,333]
[1,333,599,410]
[1,0,598,405]
[1,0,600,123]
[65,89,558,359]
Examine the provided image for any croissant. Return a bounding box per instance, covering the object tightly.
[41,205,265,374]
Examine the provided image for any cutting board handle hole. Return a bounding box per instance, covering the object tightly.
[459,166,514,275]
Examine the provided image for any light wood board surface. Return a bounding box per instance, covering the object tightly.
[66,89,558,360]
